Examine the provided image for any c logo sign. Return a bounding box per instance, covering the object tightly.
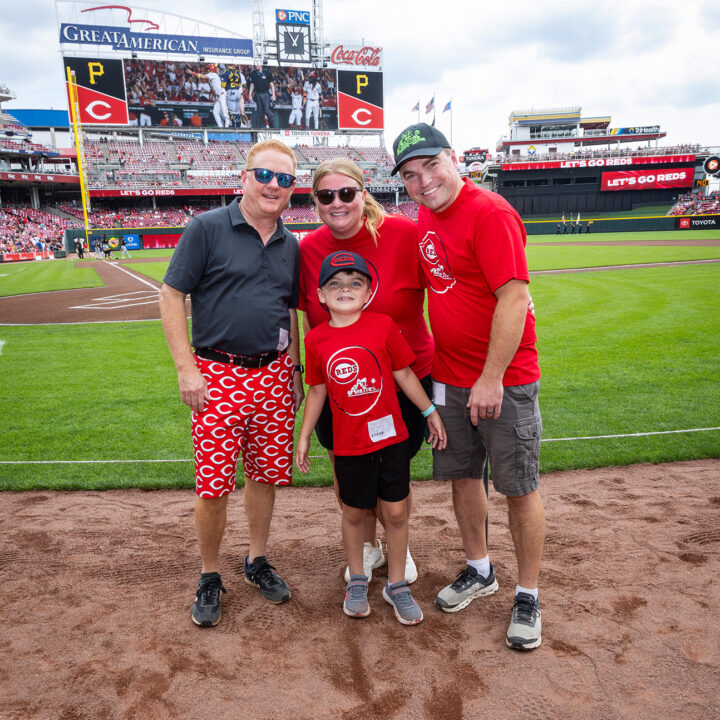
[86,100,112,120]
[351,108,372,125]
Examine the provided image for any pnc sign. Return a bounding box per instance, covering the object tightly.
[275,9,310,25]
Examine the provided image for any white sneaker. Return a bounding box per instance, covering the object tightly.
[344,540,385,582]
[405,547,418,584]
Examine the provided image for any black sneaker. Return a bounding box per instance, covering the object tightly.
[244,555,291,604]
[506,592,542,650]
[192,572,226,627]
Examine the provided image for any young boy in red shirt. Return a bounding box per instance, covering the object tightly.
[296,251,446,625]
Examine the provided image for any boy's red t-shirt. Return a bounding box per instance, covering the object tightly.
[299,215,433,379]
[304,312,415,456]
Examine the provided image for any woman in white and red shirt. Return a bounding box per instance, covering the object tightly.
[299,158,432,585]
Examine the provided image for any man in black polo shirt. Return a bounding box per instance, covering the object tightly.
[248,62,276,130]
[159,139,304,627]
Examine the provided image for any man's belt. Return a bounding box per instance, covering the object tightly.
[195,347,285,369]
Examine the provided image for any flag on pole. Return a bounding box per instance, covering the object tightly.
[443,100,451,113]
[425,96,434,114]
[411,101,419,112]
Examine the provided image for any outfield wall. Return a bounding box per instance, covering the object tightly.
[524,214,720,235]
[63,222,322,252]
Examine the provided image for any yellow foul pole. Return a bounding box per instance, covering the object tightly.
[66,67,91,252]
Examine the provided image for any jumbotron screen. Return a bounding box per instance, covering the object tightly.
[62,56,383,131]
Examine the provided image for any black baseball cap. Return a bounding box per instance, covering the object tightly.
[318,251,371,288]
[391,123,451,175]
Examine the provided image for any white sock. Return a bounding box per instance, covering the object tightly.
[516,585,538,600]
[467,556,491,578]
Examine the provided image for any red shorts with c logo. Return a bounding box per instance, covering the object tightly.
[191,353,295,498]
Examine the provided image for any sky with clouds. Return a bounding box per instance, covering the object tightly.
[3,0,720,153]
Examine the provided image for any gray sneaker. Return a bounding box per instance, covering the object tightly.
[192,572,226,627]
[382,580,423,625]
[435,564,499,613]
[343,574,370,618]
[506,592,542,650]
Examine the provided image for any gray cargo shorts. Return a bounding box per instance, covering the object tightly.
[431,380,542,497]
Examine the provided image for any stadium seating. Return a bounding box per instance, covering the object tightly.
[667,190,720,216]
[0,205,76,253]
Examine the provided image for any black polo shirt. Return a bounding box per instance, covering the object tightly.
[164,198,299,355]
[249,69,274,94]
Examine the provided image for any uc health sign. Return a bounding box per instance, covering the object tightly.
[601,168,694,192]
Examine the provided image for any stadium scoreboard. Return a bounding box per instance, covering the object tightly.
[56,1,384,133]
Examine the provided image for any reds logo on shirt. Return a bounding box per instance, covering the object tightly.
[327,346,382,416]
[419,231,456,294]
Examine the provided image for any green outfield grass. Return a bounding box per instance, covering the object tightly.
[121,232,720,281]
[527,244,720,270]
[1,260,718,491]
[525,229,720,244]
[0,259,104,296]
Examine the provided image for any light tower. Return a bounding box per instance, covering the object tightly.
[311,0,324,66]
[252,0,266,64]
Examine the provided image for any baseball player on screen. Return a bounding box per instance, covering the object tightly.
[190,64,231,128]
[303,72,323,130]
[221,64,249,128]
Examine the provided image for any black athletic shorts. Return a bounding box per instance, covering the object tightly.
[315,375,432,461]
[334,440,410,509]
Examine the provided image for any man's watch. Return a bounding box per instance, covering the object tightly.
[293,364,304,374]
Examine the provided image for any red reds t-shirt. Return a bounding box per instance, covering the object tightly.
[305,312,415,456]
[299,215,433,379]
[417,178,540,387]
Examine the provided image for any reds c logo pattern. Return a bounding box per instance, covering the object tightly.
[418,231,456,294]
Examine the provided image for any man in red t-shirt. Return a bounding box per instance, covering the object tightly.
[392,123,545,651]
[297,250,446,625]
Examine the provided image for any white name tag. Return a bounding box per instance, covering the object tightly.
[432,381,446,406]
[277,327,289,351]
[367,414,397,443]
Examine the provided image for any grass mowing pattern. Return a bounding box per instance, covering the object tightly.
[0,260,104,297]
[533,264,720,471]
[527,244,720,271]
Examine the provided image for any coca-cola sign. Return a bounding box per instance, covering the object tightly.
[329,45,382,68]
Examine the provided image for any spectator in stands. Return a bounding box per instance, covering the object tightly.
[298,157,433,586]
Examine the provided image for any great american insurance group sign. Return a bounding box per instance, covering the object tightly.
[58,3,253,58]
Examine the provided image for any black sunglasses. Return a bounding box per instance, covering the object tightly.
[247,167,296,188]
[315,187,362,205]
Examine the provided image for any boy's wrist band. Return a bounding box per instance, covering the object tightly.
[421,404,436,418]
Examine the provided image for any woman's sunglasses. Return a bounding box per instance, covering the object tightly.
[315,187,362,205]
[247,167,296,188]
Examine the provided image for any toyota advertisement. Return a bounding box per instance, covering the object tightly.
[600,168,694,192]
[63,56,384,131]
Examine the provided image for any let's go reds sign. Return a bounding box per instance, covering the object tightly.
[601,168,694,192]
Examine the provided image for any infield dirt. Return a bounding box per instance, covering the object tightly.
[1,459,719,719]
